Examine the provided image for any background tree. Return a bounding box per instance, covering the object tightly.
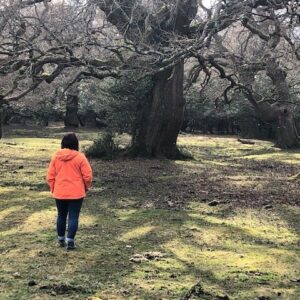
[186,1,300,148]
[1,0,300,152]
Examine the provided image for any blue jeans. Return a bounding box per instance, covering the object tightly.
[55,199,83,240]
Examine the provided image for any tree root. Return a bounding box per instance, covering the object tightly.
[288,172,300,181]
[237,138,255,145]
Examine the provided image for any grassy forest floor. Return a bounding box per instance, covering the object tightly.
[0,125,300,300]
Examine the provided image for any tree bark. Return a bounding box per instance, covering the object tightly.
[129,61,185,158]
[255,102,300,148]
[276,107,300,148]
[64,93,80,128]
[0,108,3,139]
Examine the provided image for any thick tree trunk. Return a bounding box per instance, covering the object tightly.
[0,108,3,139]
[265,59,300,148]
[64,93,79,128]
[256,102,300,149]
[240,60,300,149]
[276,107,300,148]
[129,61,185,158]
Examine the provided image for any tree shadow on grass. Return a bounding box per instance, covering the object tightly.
[276,205,300,239]
[1,186,299,299]
[40,204,297,299]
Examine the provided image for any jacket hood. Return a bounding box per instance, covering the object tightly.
[55,149,79,161]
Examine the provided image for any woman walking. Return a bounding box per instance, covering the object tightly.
[47,133,93,250]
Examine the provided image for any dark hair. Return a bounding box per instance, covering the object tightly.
[61,133,79,151]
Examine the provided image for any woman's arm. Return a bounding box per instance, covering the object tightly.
[80,155,93,192]
[46,159,56,192]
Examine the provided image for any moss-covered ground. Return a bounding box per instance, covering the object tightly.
[0,125,299,299]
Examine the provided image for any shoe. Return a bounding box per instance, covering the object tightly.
[66,241,76,251]
[58,239,66,247]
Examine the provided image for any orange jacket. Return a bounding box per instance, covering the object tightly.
[46,149,93,200]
